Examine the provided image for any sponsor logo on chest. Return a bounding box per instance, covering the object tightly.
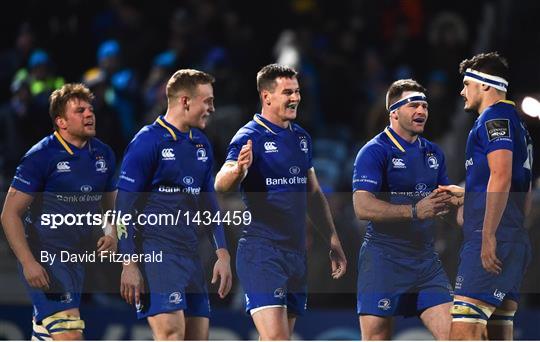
[264,141,278,153]
[161,148,175,160]
[56,161,71,173]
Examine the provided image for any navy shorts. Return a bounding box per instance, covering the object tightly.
[20,251,83,323]
[454,240,531,306]
[236,238,307,316]
[137,252,210,319]
[357,242,453,317]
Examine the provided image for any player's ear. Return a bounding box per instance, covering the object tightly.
[180,95,190,110]
[481,83,490,92]
[262,90,271,106]
[55,115,67,129]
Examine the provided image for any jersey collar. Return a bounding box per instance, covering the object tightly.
[253,114,293,135]
[496,99,515,106]
[155,116,192,141]
[53,131,93,155]
[384,126,423,153]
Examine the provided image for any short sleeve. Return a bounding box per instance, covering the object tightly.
[11,153,46,194]
[479,110,514,155]
[352,143,386,193]
[117,135,157,192]
[225,130,252,163]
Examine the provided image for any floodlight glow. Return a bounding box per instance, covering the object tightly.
[521,96,540,118]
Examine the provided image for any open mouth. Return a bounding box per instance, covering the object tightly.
[84,122,94,127]
[413,117,426,123]
[286,103,298,110]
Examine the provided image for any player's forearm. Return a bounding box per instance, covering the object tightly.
[353,192,411,222]
[307,188,338,236]
[1,213,36,265]
[483,172,511,237]
[214,164,245,192]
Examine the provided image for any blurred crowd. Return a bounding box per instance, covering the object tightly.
[0,0,539,310]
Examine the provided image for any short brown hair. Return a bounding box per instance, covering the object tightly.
[49,83,95,129]
[385,79,426,111]
[256,64,298,93]
[166,69,215,103]
[459,52,509,81]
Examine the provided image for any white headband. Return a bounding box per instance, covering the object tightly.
[388,92,427,113]
[463,68,508,92]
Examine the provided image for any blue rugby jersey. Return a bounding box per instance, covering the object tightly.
[11,132,116,251]
[116,116,226,255]
[352,126,450,256]
[463,100,533,243]
[225,114,313,251]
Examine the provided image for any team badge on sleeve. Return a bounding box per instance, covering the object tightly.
[485,119,510,141]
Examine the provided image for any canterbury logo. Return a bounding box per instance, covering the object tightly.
[56,161,71,172]
[264,141,278,152]
[161,148,175,160]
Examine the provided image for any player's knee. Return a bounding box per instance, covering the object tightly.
[40,313,85,340]
[451,300,493,326]
[261,330,290,340]
[153,326,185,341]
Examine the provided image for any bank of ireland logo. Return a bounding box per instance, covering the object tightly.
[95,158,108,173]
[428,155,439,169]
[289,166,301,175]
[56,161,71,172]
[169,292,182,304]
[80,185,93,193]
[161,148,175,160]
[274,288,286,299]
[415,183,427,192]
[197,147,208,162]
[264,141,278,153]
[183,176,194,185]
[377,298,391,311]
[300,138,308,153]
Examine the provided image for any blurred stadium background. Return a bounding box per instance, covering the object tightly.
[0,0,539,339]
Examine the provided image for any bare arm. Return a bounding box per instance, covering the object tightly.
[1,187,50,288]
[481,149,512,274]
[214,140,252,192]
[353,189,451,222]
[353,190,411,222]
[306,169,347,279]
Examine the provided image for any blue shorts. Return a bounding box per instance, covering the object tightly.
[137,252,210,319]
[357,242,452,317]
[236,238,307,316]
[19,250,83,323]
[454,240,531,306]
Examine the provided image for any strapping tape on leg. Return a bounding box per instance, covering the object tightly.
[451,300,493,325]
[488,308,516,326]
[41,314,85,335]
[31,319,52,341]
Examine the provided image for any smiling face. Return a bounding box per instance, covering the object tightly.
[185,83,215,130]
[56,98,96,141]
[262,76,301,123]
[390,91,429,139]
